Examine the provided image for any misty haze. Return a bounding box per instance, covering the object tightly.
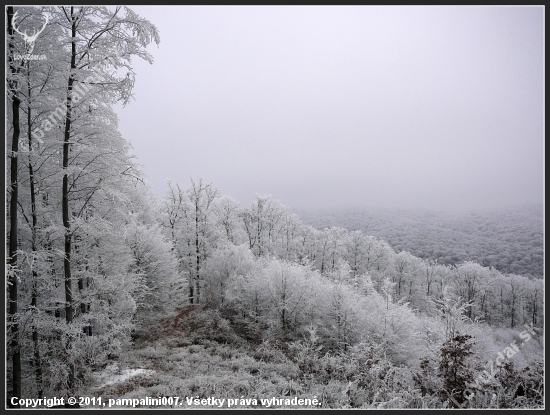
[116,6,542,213]
[6,6,543,410]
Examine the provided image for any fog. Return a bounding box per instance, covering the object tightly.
[115,6,543,213]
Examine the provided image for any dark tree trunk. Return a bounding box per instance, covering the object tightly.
[7,5,22,404]
[195,208,201,304]
[195,226,201,304]
[187,239,194,304]
[532,291,537,325]
[510,297,515,328]
[27,62,44,399]
[74,231,92,336]
[62,6,77,392]
[398,277,402,297]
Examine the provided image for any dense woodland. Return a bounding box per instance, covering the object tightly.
[6,6,544,409]
[297,205,543,279]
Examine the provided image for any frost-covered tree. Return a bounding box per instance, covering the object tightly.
[125,220,185,336]
[240,194,287,257]
[53,5,159,393]
[325,278,361,350]
[433,287,476,341]
[187,178,220,304]
[202,243,255,307]
[344,230,369,277]
[6,5,160,399]
[452,262,489,320]
[160,178,221,304]
[211,195,243,245]
[391,251,422,299]
[6,6,23,401]
[324,227,348,274]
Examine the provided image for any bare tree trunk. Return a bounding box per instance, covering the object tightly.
[187,239,194,304]
[43,193,63,323]
[510,296,515,328]
[500,287,504,324]
[7,6,22,404]
[195,203,201,304]
[75,237,92,336]
[532,290,537,325]
[62,6,77,392]
[27,63,44,398]
[397,277,402,297]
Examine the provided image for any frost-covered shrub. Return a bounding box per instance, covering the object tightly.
[202,243,256,307]
[252,341,289,364]
[163,305,245,347]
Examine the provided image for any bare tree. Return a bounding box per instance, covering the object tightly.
[241,194,286,257]
[211,195,241,244]
[7,5,22,403]
[188,178,220,304]
[57,5,159,393]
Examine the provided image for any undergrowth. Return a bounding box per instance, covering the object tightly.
[83,306,543,409]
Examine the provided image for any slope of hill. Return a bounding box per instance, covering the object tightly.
[296,204,543,278]
[83,304,544,409]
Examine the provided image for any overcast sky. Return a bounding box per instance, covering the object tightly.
[114,5,543,212]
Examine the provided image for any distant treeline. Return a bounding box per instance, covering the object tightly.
[297,205,543,279]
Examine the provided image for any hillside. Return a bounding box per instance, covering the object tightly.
[83,304,544,409]
[296,204,543,279]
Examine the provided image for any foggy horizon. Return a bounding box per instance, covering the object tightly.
[114,6,543,213]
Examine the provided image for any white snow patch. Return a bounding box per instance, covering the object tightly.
[94,363,155,389]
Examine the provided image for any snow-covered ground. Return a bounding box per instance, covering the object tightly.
[92,363,155,390]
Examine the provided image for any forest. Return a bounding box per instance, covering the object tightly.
[6,6,544,409]
[297,204,544,279]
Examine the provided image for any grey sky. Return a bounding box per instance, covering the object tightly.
[114,5,544,212]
